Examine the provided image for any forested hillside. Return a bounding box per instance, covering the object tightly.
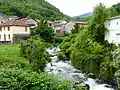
[0,0,69,20]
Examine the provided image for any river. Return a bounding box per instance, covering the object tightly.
[45,47,114,90]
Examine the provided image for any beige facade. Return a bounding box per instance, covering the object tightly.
[0,26,30,43]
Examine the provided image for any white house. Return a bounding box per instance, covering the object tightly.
[53,20,87,34]
[0,19,31,43]
[64,21,87,33]
[64,22,75,33]
[105,16,120,45]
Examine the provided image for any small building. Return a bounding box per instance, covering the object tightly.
[0,19,31,43]
[0,13,18,24]
[53,20,67,36]
[64,21,87,33]
[64,22,75,33]
[105,16,120,45]
[53,20,87,35]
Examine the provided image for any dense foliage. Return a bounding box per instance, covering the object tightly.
[113,3,120,15]
[59,34,76,59]
[89,4,118,43]
[20,36,51,71]
[59,4,119,89]
[34,22,54,43]
[0,68,72,90]
[71,24,80,34]
[0,0,69,20]
[0,44,87,90]
[70,30,103,75]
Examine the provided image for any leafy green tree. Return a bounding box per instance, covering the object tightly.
[71,24,80,34]
[113,3,120,14]
[106,7,118,18]
[20,36,51,71]
[89,4,108,43]
[70,29,104,75]
[35,22,54,43]
[89,4,118,43]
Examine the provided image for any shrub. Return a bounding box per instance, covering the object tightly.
[0,68,72,90]
[70,29,103,75]
[20,36,51,71]
[56,52,66,61]
[54,36,64,44]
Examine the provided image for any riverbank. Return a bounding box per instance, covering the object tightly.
[45,47,115,90]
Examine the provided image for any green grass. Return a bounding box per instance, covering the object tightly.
[0,44,30,69]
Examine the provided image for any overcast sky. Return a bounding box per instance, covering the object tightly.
[46,0,120,16]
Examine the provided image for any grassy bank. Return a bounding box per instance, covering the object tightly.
[0,44,30,69]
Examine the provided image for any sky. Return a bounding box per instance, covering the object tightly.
[46,0,120,16]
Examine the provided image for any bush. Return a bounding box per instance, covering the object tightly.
[54,36,64,44]
[0,68,72,90]
[34,22,54,43]
[59,34,76,59]
[70,29,103,75]
[20,36,51,71]
[56,52,66,61]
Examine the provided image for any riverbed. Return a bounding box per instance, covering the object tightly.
[45,47,114,90]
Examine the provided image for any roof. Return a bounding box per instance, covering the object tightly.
[0,13,18,21]
[108,16,120,20]
[73,21,87,25]
[2,18,36,26]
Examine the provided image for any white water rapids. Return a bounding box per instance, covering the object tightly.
[45,47,114,90]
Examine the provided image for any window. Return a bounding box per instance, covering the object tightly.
[56,30,61,33]
[117,22,118,25]
[0,35,1,39]
[116,33,120,43]
[0,26,2,31]
[1,21,3,24]
[4,34,6,41]
[8,34,10,39]
[25,27,27,32]
[8,26,10,31]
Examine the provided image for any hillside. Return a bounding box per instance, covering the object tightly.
[0,0,69,20]
[73,12,92,18]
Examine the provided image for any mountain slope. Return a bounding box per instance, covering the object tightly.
[74,12,92,18]
[0,0,69,20]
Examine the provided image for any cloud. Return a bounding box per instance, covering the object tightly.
[46,0,120,16]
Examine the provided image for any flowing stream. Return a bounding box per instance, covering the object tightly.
[45,47,114,90]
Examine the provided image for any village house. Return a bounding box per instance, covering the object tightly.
[0,18,36,43]
[53,20,67,35]
[64,21,87,33]
[53,20,87,34]
[0,13,18,24]
[105,16,120,45]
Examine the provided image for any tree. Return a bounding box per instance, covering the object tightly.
[89,4,108,43]
[35,22,54,43]
[89,4,118,43]
[20,36,51,71]
[113,3,120,14]
[106,7,118,18]
[71,24,80,34]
